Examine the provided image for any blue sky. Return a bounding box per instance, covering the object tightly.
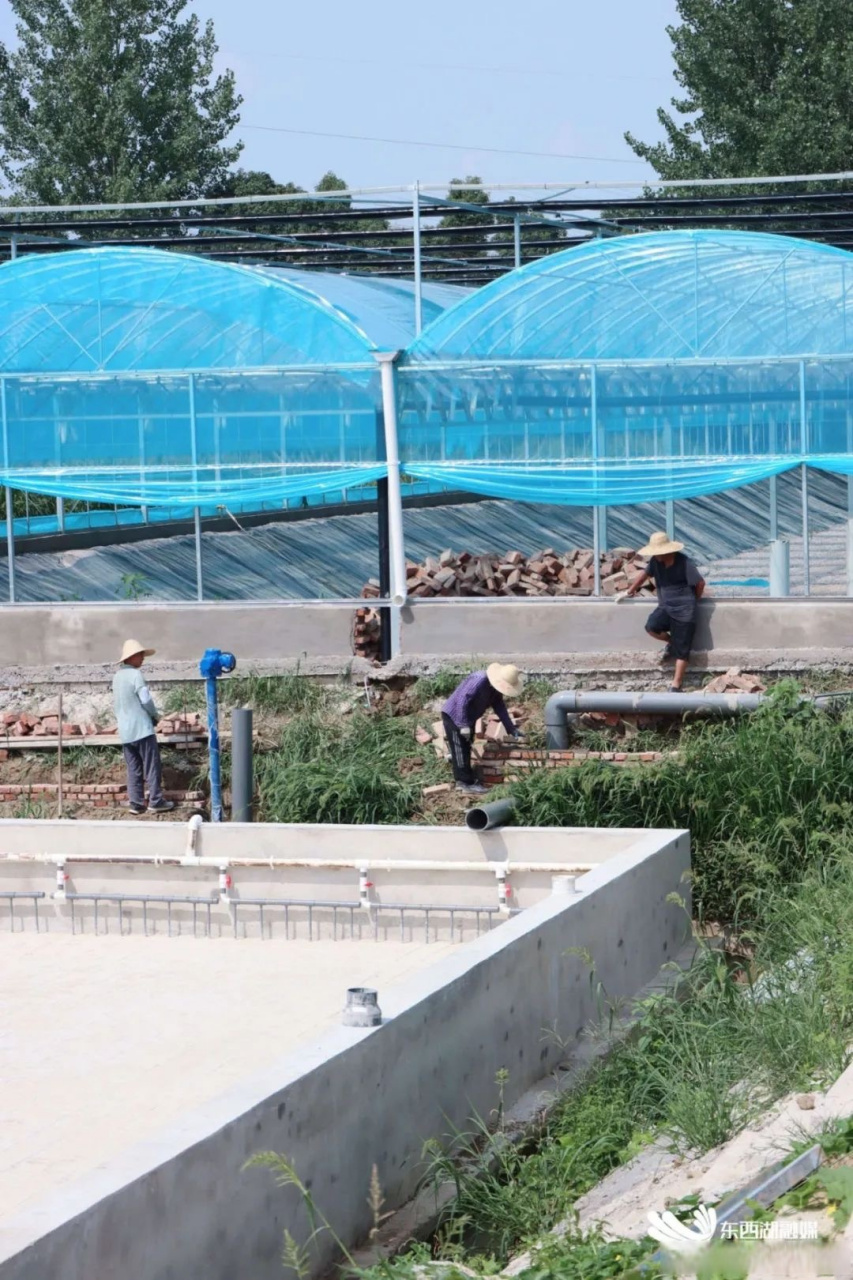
[1,0,682,196]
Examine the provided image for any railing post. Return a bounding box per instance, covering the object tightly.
[513,215,521,270]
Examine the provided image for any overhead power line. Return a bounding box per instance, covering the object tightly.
[239,124,646,165]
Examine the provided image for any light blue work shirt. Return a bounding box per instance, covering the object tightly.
[112,665,159,745]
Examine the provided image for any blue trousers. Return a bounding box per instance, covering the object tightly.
[122,734,164,807]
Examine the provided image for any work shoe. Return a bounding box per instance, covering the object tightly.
[128,802,146,815]
[456,782,488,795]
[148,799,175,813]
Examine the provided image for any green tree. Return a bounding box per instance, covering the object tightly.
[0,0,243,203]
[626,0,853,178]
[435,175,495,262]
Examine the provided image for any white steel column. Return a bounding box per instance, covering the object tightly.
[799,360,810,596]
[591,365,601,595]
[1,377,15,603]
[412,182,423,337]
[847,408,853,596]
[376,353,407,657]
[188,373,203,601]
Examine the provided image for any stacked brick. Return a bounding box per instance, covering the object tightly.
[2,711,99,738]
[0,783,205,808]
[0,711,205,741]
[478,742,667,788]
[362,547,657,602]
[353,605,382,661]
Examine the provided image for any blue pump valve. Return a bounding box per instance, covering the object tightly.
[199,648,236,679]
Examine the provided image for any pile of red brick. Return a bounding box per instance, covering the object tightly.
[2,712,99,739]
[0,710,205,740]
[353,606,382,661]
[362,547,657,602]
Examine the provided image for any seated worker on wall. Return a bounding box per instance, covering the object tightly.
[442,664,524,795]
[624,532,706,692]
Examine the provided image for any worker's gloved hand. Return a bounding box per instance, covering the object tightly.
[614,591,631,604]
[459,726,472,740]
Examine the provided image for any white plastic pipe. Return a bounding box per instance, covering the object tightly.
[185,813,203,857]
[1,852,596,874]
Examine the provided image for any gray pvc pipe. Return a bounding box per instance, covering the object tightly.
[465,798,516,832]
[544,690,839,749]
[230,708,254,822]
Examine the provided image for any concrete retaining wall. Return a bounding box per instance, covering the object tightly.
[400,597,853,657]
[0,827,690,1280]
[0,600,355,668]
[2,597,853,677]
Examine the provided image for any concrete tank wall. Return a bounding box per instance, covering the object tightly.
[0,828,690,1280]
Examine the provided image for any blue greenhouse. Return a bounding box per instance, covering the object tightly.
[2,229,853,603]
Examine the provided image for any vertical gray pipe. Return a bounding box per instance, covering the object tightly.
[231,708,254,822]
[769,539,790,597]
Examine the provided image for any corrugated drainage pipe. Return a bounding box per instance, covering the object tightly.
[465,798,516,832]
[544,690,838,749]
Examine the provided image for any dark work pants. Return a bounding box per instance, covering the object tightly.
[123,734,164,807]
[442,713,477,785]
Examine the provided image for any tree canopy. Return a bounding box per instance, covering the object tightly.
[0,0,242,203]
[626,0,853,178]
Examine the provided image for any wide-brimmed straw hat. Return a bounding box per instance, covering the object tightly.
[638,531,684,558]
[487,663,524,698]
[120,639,156,662]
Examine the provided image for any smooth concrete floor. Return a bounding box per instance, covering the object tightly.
[0,932,459,1225]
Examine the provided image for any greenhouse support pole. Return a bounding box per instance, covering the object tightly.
[1,378,15,603]
[56,497,65,533]
[799,361,810,596]
[590,364,601,595]
[847,478,853,597]
[413,182,423,337]
[188,373,203,601]
[375,410,392,663]
[513,217,521,270]
[376,353,406,658]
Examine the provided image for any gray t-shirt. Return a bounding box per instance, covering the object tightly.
[650,553,703,622]
[112,665,159,745]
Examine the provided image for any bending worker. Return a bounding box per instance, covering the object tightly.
[442,663,524,794]
[624,532,706,692]
[112,639,175,815]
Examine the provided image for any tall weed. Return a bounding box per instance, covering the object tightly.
[507,684,853,921]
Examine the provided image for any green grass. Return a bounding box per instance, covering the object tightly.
[391,859,853,1268]
[504,682,853,923]
[254,707,445,824]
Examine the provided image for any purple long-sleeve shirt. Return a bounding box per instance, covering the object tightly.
[442,671,515,733]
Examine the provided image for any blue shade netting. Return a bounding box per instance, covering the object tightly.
[0,247,465,507]
[399,231,853,504]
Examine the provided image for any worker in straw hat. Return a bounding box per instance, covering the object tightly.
[112,640,174,815]
[442,663,524,795]
[623,532,706,692]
